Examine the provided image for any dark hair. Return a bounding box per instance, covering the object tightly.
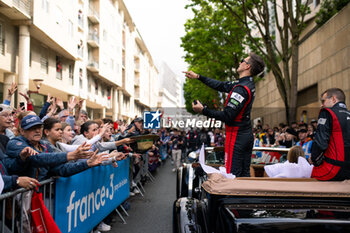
[102,118,113,125]
[43,118,61,136]
[80,121,98,135]
[322,88,345,103]
[248,52,265,77]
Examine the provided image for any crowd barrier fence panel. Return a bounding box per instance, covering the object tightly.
[0,178,56,233]
[55,158,130,233]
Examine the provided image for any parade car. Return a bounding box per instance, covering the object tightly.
[173,147,350,233]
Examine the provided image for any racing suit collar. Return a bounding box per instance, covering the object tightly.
[238,76,253,82]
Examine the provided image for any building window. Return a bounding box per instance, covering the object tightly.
[41,0,49,13]
[107,89,111,99]
[79,68,83,89]
[110,58,114,70]
[69,64,74,85]
[56,56,62,80]
[0,23,4,55]
[88,76,92,92]
[55,7,63,26]
[95,80,98,94]
[103,30,107,42]
[40,46,48,74]
[68,20,73,37]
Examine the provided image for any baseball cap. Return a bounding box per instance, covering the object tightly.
[134,117,143,122]
[286,128,298,137]
[298,128,307,133]
[21,115,43,130]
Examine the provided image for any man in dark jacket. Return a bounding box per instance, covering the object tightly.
[184,53,265,177]
[0,148,40,192]
[6,115,99,181]
[311,88,350,181]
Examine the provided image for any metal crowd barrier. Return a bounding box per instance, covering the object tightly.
[0,178,56,233]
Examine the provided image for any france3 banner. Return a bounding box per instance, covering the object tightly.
[54,158,130,233]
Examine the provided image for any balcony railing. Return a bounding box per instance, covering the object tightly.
[87,59,99,72]
[12,0,31,16]
[88,6,99,23]
[87,31,99,47]
[134,75,140,86]
[78,17,84,29]
[77,47,83,58]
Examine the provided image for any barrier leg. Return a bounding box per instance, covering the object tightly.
[11,197,15,232]
[115,208,127,224]
[20,193,24,233]
[147,171,155,182]
[134,184,144,197]
[2,199,5,233]
[119,205,129,217]
[137,181,146,194]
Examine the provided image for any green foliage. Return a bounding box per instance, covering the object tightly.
[183,78,221,114]
[181,0,248,113]
[316,0,350,26]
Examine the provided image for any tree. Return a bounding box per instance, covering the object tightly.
[216,0,310,124]
[181,1,247,113]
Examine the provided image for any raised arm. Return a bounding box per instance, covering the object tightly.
[183,71,234,93]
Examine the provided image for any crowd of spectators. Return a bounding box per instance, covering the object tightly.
[0,83,165,233]
[157,127,225,172]
[253,118,317,160]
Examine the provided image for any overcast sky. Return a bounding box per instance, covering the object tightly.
[123,0,193,78]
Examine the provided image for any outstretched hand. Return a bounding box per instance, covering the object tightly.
[67,142,93,160]
[17,177,40,190]
[183,71,200,79]
[19,147,39,161]
[87,150,109,167]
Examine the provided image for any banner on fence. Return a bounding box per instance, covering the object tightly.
[55,158,130,233]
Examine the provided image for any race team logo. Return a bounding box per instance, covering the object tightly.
[143,110,161,129]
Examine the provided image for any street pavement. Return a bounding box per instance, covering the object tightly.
[110,159,176,233]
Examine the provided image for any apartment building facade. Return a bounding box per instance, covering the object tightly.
[158,62,182,108]
[0,0,158,122]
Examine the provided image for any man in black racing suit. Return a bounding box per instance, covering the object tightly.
[311,88,350,181]
[184,53,265,177]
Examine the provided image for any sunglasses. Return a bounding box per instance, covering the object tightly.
[241,59,249,65]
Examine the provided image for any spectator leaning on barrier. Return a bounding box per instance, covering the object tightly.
[5,115,103,181]
[61,122,75,144]
[277,128,296,148]
[0,104,15,150]
[311,88,350,181]
[266,128,276,146]
[72,120,133,153]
